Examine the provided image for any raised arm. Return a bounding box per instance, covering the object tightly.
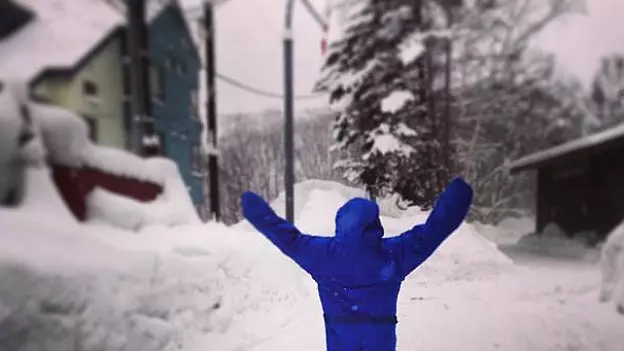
[384,177,473,277]
[240,192,329,276]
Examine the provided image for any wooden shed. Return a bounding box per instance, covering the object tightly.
[509,124,624,240]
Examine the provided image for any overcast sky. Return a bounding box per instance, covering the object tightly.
[182,0,328,115]
[181,0,624,115]
[536,0,624,88]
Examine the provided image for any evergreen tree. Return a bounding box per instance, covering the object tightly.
[319,0,450,207]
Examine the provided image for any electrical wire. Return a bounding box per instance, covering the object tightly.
[216,72,326,100]
[105,0,327,101]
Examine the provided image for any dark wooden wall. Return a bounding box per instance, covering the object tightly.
[590,145,624,236]
[536,143,624,239]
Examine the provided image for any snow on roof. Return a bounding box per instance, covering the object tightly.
[509,123,624,172]
[0,0,123,82]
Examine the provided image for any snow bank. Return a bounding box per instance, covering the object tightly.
[27,102,200,229]
[20,167,76,223]
[0,208,313,351]
[475,216,534,245]
[599,220,624,314]
[239,180,421,231]
[417,220,515,281]
[31,103,89,167]
[512,223,600,260]
[0,211,222,351]
[240,179,513,281]
[85,158,200,231]
[31,103,167,185]
[1,176,620,350]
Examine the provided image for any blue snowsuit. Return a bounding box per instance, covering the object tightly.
[241,178,473,351]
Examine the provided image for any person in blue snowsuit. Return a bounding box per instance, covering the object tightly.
[241,177,473,351]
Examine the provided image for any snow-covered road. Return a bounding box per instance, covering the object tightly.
[249,258,624,351]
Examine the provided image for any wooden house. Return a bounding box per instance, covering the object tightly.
[120,0,204,208]
[510,124,624,240]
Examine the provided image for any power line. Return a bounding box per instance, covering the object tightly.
[106,1,326,101]
[216,72,327,100]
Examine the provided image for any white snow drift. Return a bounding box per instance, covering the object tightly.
[600,220,624,312]
[1,176,624,350]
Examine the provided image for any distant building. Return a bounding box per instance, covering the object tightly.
[509,124,624,240]
[121,1,204,208]
[0,0,127,149]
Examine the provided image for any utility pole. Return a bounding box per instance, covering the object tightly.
[127,0,159,156]
[283,0,327,224]
[203,1,220,221]
[442,11,453,184]
[284,0,295,223]
[441,0,460,184]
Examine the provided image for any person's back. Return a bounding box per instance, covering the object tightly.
[241,178,473,351]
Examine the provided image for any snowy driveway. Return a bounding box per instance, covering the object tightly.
[252,260,624,351]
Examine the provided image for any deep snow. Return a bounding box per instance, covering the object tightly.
[1,178,623,350]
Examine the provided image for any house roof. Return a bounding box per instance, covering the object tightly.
[0,0,123,83]
[509,123,624,173]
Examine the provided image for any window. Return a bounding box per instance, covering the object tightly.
[84,116,98,143]
[191,143,202,175]
[150,64,165,102]
[190,90,199,119]
[82,80,99,97]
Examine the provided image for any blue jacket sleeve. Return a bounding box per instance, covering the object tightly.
[385,177,473,277]
[241,191,329,276]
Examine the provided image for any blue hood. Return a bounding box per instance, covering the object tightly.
[334,198,384,247]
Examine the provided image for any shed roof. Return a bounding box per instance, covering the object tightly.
[509,123,624,173]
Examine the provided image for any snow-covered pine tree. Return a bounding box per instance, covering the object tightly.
[319,0,450,207]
